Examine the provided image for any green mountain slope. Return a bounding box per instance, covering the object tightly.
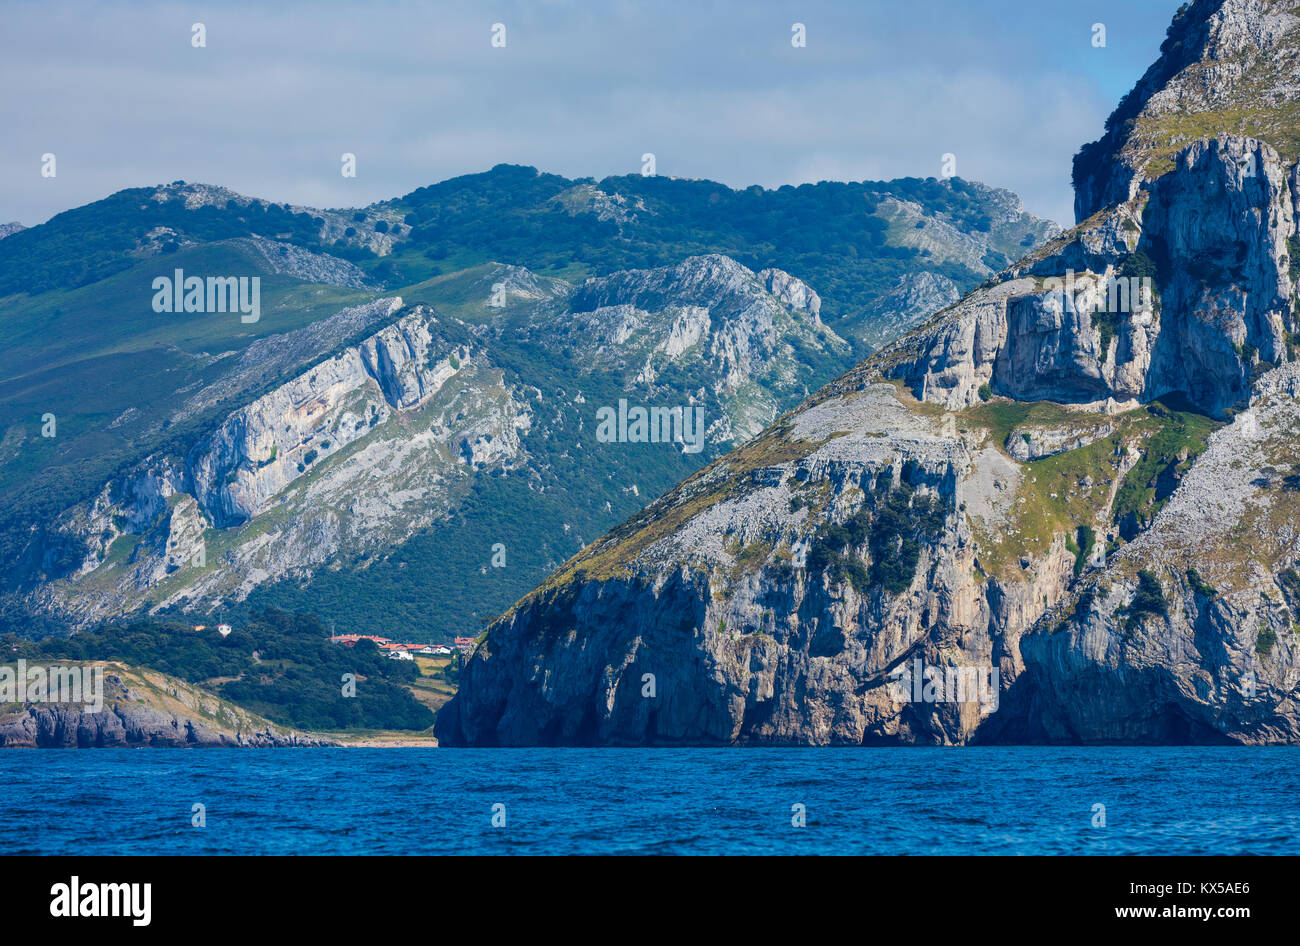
[0,169,1057,640]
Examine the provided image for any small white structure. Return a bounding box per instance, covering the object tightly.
[217,623,233,637]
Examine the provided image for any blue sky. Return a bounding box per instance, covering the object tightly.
[1,0,1185,228]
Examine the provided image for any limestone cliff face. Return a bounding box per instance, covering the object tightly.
[28,300,531,628]
[999,364,1300,744]
[189,304,474,528]
[885,135,1296,418]
[438,0,1300,746]
[439,383,1089,746]
[518,254,850,443]
[20,255,861,631]
[1073,0,1300,223]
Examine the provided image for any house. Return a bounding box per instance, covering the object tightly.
[454,636,477,653]
[328,634,392,647]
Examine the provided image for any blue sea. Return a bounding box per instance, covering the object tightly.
[2,747,1296,855]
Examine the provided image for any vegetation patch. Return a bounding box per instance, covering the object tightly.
[1118,569,1170,636]
[1277,567,1300,612]
[960,400,1148,581]
[1186,568,1217,599]
[6,609,434,731]
[1064,525,1096,576]
[808,463,947,596]
[1113,399,1220,539]
[1124,569,1169,633]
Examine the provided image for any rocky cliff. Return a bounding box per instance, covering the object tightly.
[437,0,1300,746]
[16,255,852,631]
[1,160,1063,639]
[25,297,529,627]
[1073,0,1300,222]
[0,662,332,748]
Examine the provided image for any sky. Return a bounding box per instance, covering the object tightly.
[0,0,1186,229]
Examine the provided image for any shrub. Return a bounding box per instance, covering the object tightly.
[1125,569,1168,631]
[1186,568,1217,598]
[14,609,434,731]
[1277,567,1300,610]
[1065,525,1096,576]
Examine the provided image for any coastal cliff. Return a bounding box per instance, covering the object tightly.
[437,0,1300,746]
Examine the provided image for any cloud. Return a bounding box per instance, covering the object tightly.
[0,0,1184,227]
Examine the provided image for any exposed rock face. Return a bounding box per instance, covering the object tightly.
[0,222,23,240]
[28,300,529,627]
[866,272,961,345]
[190,305,477,527]
[0,169,1062,641]
[0,664,332,748]
[886,135,1296,419]
[874,187,1061,280]
[758,267,822,321]
[147,181,404,256]
[1006,420,1115,462]
[999,364,1300,744]
[438,383,1078,746]
[17,255,855,631]
[1073,0,1300,222]
[227,236,372,289]
[438,0,1300,746]
[550,183,647,227]
[523,255,850,443]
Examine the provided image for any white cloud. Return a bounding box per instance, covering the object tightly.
[0,0,1182,227]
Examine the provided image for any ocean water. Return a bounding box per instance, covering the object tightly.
[2,747,1297,855]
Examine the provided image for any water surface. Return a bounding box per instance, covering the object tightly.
[3,747,1296,855]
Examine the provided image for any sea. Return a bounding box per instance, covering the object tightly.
[2,747,1297,855]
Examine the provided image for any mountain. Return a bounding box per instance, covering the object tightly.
[0,170,1056,639]
[1073,0,1300,222]
[437,0,1300,747]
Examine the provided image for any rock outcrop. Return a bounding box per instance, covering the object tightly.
[885,135,1296,419]
[0,663,332,748]
[438,0,1300,746]
[1073,0,1300,222]
[16,255,859,631]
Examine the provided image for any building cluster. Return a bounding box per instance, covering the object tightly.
[192,623,233,637]
[327,634,474,659]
